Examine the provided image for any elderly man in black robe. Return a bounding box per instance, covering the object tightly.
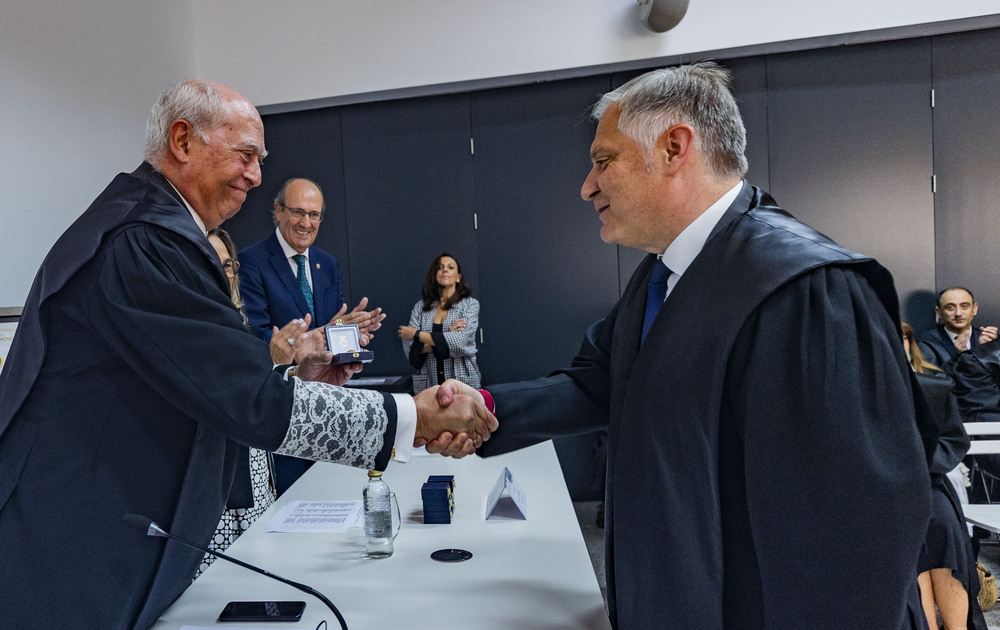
[431,63,934,628]
[0,80,495,629]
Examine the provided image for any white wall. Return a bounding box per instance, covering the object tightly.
[0,1,193,305]
[191,0,1000,106]
[2,0,998,306]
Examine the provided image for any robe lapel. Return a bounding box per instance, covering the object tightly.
[618,254,656,361]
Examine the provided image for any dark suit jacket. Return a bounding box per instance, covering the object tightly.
[918,322,984,372]
[238,231,345,342]
[479,183,932,629]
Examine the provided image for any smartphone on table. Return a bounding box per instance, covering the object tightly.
[217,600,306,622]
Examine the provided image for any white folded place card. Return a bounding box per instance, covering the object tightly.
[485,466,527,520]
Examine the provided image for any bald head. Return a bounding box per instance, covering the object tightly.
[274,178,325,253]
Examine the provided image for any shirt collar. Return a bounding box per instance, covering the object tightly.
[660,180,744,278]
[944,327,971,349]
[163,178,207,235]
[275,226,308,261]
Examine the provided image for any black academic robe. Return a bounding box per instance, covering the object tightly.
[952,337,1000,424]
[951,338,1000,482]
[913,372,986,630]
[919,322,985,374]
[479,184,933,629]
[0,164,395,629]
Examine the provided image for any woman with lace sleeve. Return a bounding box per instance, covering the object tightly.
[398,253,481,393]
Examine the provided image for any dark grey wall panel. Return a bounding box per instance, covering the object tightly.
[472,76,617,499]
[471,76,616,385]
[766,39,936,328]
[212,29,1000,499]
[340,95,477,377]
[725,56,770,192]
[224,108,351,300]
[932,28,1000,329]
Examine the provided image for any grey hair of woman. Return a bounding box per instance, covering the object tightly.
[592,61,749,180]
[143,80,232,170]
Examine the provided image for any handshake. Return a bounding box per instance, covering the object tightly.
[287,299,497,458]
[412,380,498,459]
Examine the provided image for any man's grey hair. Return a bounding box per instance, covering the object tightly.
[143,80,232,169]
[593,62,748,179]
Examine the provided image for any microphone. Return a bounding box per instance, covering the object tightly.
[123,514,348,630]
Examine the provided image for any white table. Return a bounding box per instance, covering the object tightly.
[962,504,1000,534]
[153,441,611,630]
[963,422,1000,436]
[967,440,1000,456]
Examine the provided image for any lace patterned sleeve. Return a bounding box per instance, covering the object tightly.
[275,379,389,470]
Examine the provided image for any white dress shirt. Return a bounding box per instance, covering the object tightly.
[657,181,745,298]
[275,226,314,290]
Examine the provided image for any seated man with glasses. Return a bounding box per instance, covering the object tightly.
[238,177,354,493]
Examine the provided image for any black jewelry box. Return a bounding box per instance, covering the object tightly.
[325,324,374,364]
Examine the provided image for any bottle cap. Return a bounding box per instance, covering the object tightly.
[368,470,382,478]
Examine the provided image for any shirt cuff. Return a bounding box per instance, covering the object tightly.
[479,388,496,415]
[390,393,417,462]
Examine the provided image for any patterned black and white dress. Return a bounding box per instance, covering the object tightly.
[403,297,481,393]
[195,447,276,577]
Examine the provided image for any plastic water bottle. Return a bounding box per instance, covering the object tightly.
[363,470,393,558]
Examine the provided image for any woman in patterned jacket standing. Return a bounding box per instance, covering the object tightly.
[398,253,481,393]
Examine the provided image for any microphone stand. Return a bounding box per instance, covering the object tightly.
[124,514,348,630]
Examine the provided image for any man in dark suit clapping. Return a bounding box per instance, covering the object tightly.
[919,287,998,373]
[239,178,347,342]
[239,177,371,493]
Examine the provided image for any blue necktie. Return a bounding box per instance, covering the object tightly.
[641,262,671,344]
[293,254,315,320]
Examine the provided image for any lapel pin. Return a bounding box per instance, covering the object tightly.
[315,263,321,270]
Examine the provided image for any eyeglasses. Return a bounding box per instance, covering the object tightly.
[280,203,323,223]
[223,259,240,275]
